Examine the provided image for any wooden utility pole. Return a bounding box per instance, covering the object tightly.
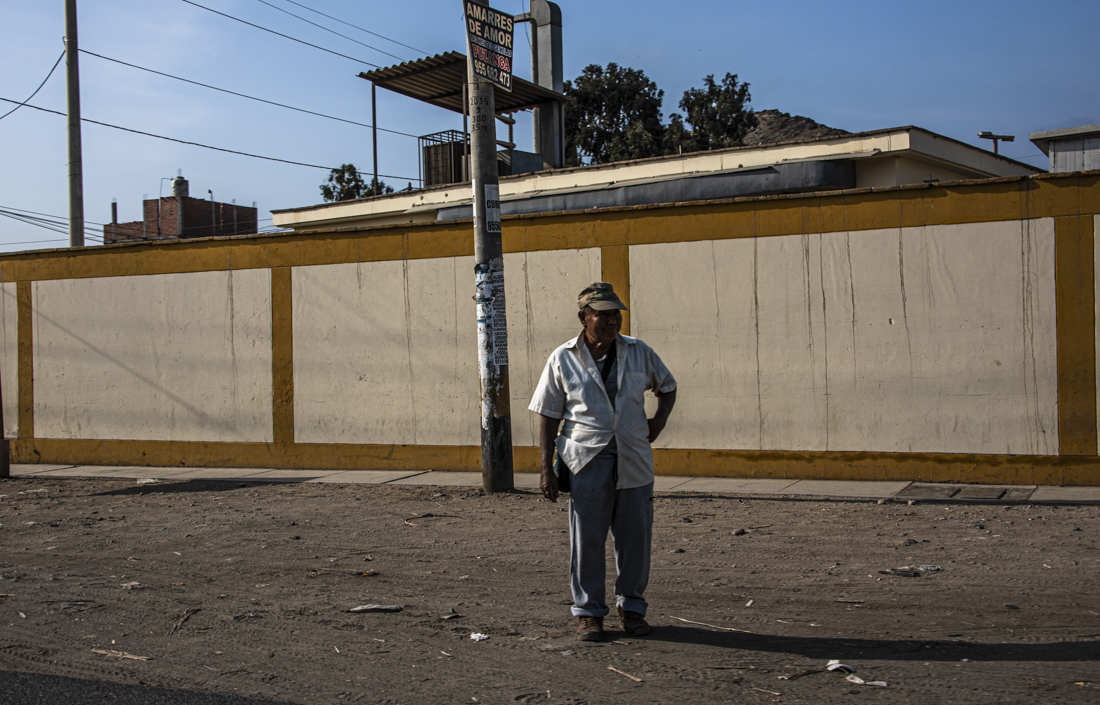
[466,0,514,493]
[64,0,85,248]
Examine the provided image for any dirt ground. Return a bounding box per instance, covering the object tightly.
[1,474,1099,705]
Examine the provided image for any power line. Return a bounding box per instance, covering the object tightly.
[0,51,65,122]
[79,49,419,139]
[0,210,105,242]
[0,210,104,237]
[180,0,381,68]
[0,97,420,182]
[280,0,429,56]
[0,238,75,247]
[253,0,406,63]
[0,207,105,238]
[1,204,107,227]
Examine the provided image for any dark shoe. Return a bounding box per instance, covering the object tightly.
[617,606,651,636]
[576,616,605,641]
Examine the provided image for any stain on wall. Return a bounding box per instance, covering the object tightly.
[631,219,1057,455]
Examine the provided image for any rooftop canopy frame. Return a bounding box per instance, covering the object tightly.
[360,51,567,185]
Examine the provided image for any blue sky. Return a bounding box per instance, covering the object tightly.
[1,0,1096,251]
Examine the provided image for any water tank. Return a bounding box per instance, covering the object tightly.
[171,176,189,198]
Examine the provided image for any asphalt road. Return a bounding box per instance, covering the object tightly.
[0,669,289,705]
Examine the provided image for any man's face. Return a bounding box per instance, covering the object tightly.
[580,307,622,347]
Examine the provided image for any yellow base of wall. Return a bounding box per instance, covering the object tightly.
[13,439,1100,486]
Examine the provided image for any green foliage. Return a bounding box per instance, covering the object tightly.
[675,73,757,151]
[563,63,665,166]
[562,65,757,165]
[320,164,394,202]
[662,113,697,155]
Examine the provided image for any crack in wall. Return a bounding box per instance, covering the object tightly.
[710,240,730,444]
[819,233,830,450]
[401,236,418,444]
[753,237,764,449]
[898,228,914,384]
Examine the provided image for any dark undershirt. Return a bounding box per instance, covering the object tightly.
[595,349,619,463]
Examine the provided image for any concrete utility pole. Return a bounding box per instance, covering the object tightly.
[0,363,8,478]
[372,82,379,194]
[467,0,514,493]
[64,0,85,247]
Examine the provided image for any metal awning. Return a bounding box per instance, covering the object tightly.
[359,51,565,115]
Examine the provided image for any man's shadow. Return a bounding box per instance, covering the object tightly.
[647,625,1100,662]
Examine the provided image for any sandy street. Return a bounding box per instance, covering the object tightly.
[1,475,1098,704]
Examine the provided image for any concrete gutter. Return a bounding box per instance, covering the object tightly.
[10,465,1100,505]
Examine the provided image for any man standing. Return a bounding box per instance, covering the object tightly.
[529,282,677,642]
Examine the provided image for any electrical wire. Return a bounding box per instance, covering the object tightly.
[0,205,303,246]
[518,0,531,50]
[0,97,420,182]
[79,49,418,139]
[0,51,65,122]
[0,238,72,247]
[0,208,106,238]
[253,0,406,63]
[180,0,380,68]
[0,210,104,238]
[279,0,429,56]
[0,205,107,227]
[0,210,105,242]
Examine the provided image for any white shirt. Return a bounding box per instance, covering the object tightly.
[528,333,677,489]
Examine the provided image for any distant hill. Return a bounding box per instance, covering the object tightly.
[742,109,849,146]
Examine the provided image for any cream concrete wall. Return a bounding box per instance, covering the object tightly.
[506,248,602,446]
[631,219,1058,455]
[293,258,478,445]
[33,270,273,441]
[293,248,600,447]
[0,283,16,439]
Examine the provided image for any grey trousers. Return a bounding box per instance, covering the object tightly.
[568,446,654,618]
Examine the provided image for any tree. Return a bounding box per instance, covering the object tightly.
[675,73,757,152]
[662,113,697,156]
[320,164,394,202]
[563,63,665,166]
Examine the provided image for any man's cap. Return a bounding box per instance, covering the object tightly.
[578,282,628,311]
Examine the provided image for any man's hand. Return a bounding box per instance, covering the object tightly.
[538,414,564,503]
[647,416,668,443]
[540,468,559,502]
[647,388,677,443]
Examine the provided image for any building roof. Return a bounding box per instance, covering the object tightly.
[358,51,566,115]
[272,125,1043,232]
[1030,123,1100,155]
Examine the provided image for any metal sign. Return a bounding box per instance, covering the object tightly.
[464,1,514,92]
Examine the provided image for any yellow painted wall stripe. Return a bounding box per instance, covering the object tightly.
[1056,215,1098,455]
[10,438,481,472]
[0,173,1096,284]
[16,282,32,439]
[8,439,1099,486]
[600,245,630,335]
[270,267,294,443]
[651,448,1100,486]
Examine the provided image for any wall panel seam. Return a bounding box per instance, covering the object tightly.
[16,282,32,439]
[1055,215,1098,455]
[271,267,294,444]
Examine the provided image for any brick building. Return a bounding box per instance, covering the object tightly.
[103,176,258,244]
